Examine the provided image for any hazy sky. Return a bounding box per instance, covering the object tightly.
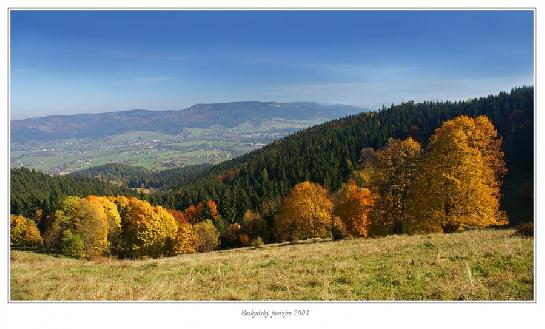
[10,10,533,119]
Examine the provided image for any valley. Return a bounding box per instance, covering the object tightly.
[10,101,364,175]
[10,118,331,174]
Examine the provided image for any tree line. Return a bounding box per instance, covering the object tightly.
[147,87,533,225]
[11,88,532,227]
[70,163,211,189]
[11,114,509,258]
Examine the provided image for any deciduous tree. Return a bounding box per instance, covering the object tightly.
[10,214,42,247]
[367,138,422,235]
[274,182,333,241]
[407,115,507,233]
[334,180,374,237]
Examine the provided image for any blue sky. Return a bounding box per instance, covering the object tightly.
[10,10,534,119]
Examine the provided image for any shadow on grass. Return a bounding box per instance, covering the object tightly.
[10,245,65,258]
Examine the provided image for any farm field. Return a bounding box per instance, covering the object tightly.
[10,118,327,174]
[10,229,533,301]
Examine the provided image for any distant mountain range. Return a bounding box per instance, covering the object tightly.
[10,101,366,143]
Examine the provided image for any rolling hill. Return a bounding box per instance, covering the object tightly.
[10,101,365,143]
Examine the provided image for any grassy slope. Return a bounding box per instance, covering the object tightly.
[10,229,533,301]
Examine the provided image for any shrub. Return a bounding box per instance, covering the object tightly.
[61,230,85,258]
[239,233,250,247]
[514,223,533,238]
[10,214,42,248]
[241,210,271,243]
[332,216,349,240]
[225,223,242,248]
[194,219,220,252]
[251,236,264,248]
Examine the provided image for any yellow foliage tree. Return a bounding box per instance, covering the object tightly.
[10,214,42,247]
[334,180,374,237]
[172,221,197,255]
[117,197,178,258]
[193,219,220,252]
[44,196,122,257]
[76,197,110,257]
[407,115,507,233]
[367,137,422,235]
[91,196,122,245]
[274,181,333,241]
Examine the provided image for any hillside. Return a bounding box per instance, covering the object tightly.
[10,229,533,301]
[70,163,212,188]
[10,101,365,143]
[148,87,534,225]
[9,167,137,219]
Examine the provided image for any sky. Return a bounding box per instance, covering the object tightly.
[10,10,534,119]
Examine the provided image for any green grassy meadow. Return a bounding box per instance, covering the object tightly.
[10,229,533,301]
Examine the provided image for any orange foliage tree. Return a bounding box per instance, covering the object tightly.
[367,137,422,235]
[168,209,197,255]
[274,181,333,241]
[407,115,507,233]
[183,204,203,224]
[10,214,42,247]
[241,210,270,244]
[334,180,374,237]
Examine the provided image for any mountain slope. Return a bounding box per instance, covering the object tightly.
[11,101,365,143]
[70,163,212,188]
[148,87,533,225]
[10,167,137,219]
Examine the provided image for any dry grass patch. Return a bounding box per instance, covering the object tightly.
[10,229,533,301]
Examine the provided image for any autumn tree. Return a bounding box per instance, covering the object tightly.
[42,196,122,257]
[334,180,374,237]
[274,182,333,242]
[167,209,187,223]
[225,223,243,247]
[115,197,178,258]
[407,115,507,233]
[241,210,270,244]
[168,208,197,255]
[202,199,219,220]
[76,197,110,257]
[193,219,220,252]
[172,222,197,255]
[183,203,203,224]
[10,214,42,248]
[94,196,122,249]
[366,138,422,235]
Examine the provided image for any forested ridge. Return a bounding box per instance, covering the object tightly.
[147,87,533,225]
[70,163,212,189]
